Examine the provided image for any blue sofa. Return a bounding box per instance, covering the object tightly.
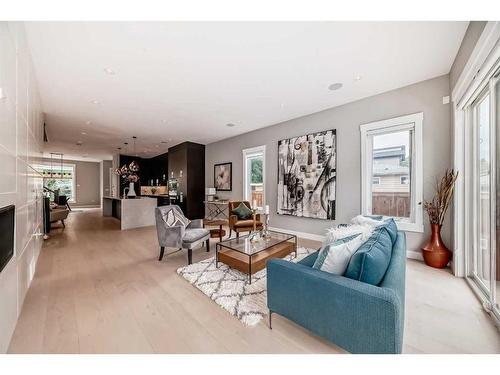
[267,231,406,354]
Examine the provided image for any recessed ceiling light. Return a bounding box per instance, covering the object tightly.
[91,100,101,105]
[76,141,83,146]
[104,68,116,75]
[328,83,343,91]
[354,75,362,81]
[81,131,87,135]
[226,123,236,127]
[85,120,92,125]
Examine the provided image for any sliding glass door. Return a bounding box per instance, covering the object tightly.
[467,68,499,320]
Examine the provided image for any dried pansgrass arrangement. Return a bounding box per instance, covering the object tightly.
[423,169,458,225]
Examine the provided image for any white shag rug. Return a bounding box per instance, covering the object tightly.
[177,247,316,326]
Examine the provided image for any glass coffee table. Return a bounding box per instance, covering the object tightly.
[215,230,297,283]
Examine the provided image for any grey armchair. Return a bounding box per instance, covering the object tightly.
[155,205,210,265]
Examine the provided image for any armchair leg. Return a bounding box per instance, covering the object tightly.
[269,310,272,329]
[61,219,65,228]
[236,232,239,239]
[206,238,210,252]
[188,249,192,265]
[158,246,165,261]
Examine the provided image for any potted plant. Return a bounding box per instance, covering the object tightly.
[422,169,458,268]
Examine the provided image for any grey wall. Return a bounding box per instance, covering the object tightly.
[102,160,112,198]
[449,21,487,91]
[206,75,452,254]
[73,160,101,206]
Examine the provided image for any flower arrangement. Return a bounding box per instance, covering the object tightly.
[115,161,140,183]
[423,169,458,225]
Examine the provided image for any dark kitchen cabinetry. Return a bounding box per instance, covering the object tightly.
[119,152,168,195]
[168,142,205,219]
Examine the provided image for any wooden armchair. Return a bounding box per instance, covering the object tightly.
[228,200,263,238]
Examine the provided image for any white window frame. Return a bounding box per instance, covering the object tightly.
[360,112,423,233]
[242,145,266,209]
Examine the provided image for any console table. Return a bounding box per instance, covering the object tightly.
[204,200,229,220]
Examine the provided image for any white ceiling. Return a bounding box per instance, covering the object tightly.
[25,21,468,160]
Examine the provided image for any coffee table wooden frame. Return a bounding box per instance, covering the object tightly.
[215,231,297,283]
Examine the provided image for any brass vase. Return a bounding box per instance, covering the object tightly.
[421,224,451,268]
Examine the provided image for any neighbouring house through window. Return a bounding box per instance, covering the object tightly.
[360,113,423,232]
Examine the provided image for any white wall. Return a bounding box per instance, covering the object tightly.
[0,22,44,353]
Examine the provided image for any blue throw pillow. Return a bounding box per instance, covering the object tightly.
[344,225,393,286]
[312,233,361,269]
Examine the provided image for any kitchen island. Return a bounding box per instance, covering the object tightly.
[102,196,157,230]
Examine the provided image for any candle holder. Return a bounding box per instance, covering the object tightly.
[248,208,262,243]
[262,213,271,240]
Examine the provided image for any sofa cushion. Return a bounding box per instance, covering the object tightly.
[383,218,398,245]
[344,224,393,286]
[182,228,209,243]
[232,202,253,220]
[234,219,262,228]
[314,234,366,275]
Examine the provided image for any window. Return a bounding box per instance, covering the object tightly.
[360,113,423,232]
[35,164,76,203]
[242,145,265,210]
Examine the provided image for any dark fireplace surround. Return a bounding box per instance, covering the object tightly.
[0,205,15,274]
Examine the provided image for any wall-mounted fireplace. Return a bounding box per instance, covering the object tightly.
[0,205,15,273]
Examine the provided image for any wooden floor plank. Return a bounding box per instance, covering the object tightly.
[7,208,500,353]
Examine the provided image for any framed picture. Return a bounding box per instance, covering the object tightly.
[277,129,336,220]
[214,162,232,191]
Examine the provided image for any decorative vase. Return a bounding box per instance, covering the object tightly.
[127,182,137,198]
[421,224,451,268]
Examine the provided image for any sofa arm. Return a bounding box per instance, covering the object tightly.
[229,214,238,229]
[267,259,403,354]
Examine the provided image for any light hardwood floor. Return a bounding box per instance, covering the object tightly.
[8,209,500,353]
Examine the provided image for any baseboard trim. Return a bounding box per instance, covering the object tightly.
[268,226,325,242]
[268,226,424,261]
[407,249,423,261]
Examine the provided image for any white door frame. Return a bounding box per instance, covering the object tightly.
[452,21,500,324]
[451,21,500,277]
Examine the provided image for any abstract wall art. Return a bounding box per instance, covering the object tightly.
[277,129,336,220]
[214,162,232,191]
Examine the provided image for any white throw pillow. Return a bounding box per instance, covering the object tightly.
[325,223,374,244]
[319,235,366,275]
